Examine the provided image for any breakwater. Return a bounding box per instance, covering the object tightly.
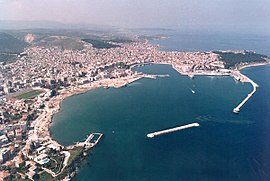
[233,75,258,113]
[147,123,200,138]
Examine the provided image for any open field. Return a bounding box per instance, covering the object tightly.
[14,90,42,99]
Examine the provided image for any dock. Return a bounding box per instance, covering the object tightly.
[233,75,258,114]
[147,123,200,138]
[76,133,103,148]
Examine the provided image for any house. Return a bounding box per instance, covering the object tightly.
[14,155,24,168]
[0,171,10,181]
[0,148,10,163]
[0,135,8,146]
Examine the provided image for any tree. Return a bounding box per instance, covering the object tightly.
[33,173,40,180]
[39,104,45,109]
[50,89,57,97]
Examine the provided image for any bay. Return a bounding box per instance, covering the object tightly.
[51,63,270,181]
[51,30,270,180]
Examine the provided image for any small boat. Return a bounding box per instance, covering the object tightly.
[189,88,195,94]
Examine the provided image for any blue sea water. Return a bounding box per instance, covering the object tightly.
[150,31,270,56]
[51,32,270,181]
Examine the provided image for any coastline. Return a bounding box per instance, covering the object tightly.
[132,61,265,114]
[22,73,168,179]
[24,59,269,179]
[237,62,270,71]
[28,75,147,142]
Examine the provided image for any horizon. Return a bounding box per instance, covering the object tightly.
[0,0,270,34]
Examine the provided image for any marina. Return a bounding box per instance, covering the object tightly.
[76,133,103,148]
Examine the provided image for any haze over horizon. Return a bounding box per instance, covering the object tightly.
[0,0,270,33]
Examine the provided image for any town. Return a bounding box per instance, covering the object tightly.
[0,36,266,180]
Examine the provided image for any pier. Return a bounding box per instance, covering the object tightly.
[76,133,103,148]
[233,75,258,114]
[147,123,200,138]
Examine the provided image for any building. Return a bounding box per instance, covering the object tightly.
[14,155,24,168]
[0,171,10,181]
[0,135,8,146]
[0,148,10,163]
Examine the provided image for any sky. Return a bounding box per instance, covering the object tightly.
[0,0,270,33]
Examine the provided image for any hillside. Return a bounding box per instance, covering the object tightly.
[34,36,85,51]
[81,39,120,49]
[0,32,28,53]
[213,50,268,68]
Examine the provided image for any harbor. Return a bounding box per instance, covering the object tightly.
[51,64,270,180]
[147,123,200,138]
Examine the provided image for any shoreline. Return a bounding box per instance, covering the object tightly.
[25,61,268,179]
[237,62,270,71]
[23,73,166,179]
[29,75,146,142]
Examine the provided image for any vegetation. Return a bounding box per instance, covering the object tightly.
[109,39,133,43]
[56,147,84,180]
[213,51,268,68]
[39,172,56,181]
[82,39,120,49]
[3,111,22,121]
[265,57,270,62]
[43,154,65,174]
[50,89,57,97]
[34,36,85,51]
[0,53,18,64]
[0,32,28,63]
[0,32,28,53]
[67,147,84,166]
[100,62,129,72]
[14,90,42,99]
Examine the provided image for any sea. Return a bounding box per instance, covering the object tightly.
[51,32,270,181]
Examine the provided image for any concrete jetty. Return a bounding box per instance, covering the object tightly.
[147,123,200,138]
[76,133,103,148]
[233,76,258,114]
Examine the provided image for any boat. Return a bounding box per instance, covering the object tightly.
[189,88,195,94]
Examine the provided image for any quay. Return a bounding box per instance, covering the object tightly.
[76,133,103,148]
[233,75,258,114]
[147,123,200,138]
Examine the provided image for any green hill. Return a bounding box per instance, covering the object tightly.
[81,39,120,49]
[213,51,268,68]
[0,32,29,63]
[34,36,85,50]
